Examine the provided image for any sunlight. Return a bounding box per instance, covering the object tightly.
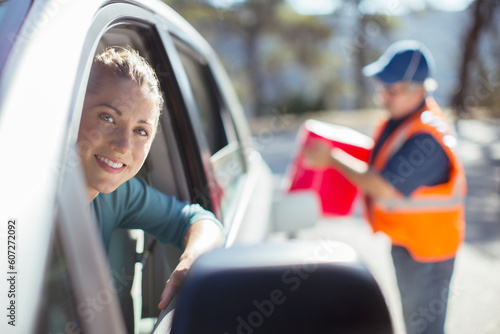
[286,0,342,16]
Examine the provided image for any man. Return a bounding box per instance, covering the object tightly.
[303,40,466,334]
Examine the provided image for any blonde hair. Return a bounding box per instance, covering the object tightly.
[87,46,164,116]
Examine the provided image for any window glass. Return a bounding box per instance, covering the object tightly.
[176,48,228,155]
[36,223,83,333]
[174,40,246,218]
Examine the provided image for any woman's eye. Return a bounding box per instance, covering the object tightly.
[135,128,148,136]
[99,113,114,123]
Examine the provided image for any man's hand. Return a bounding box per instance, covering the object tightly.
[303,139,395,199]
[302,140,335,169]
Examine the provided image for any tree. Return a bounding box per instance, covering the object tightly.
[450,0,499,118]
[352,12,394,109]
[164,0,333,117]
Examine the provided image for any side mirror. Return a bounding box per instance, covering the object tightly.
[271,190,320,233]
[169,241,393,334]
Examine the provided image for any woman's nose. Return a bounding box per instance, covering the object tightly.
[109,128,131,154]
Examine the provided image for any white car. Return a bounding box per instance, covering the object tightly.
[0,0,390,333]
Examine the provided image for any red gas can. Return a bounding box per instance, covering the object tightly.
[285,120,373,216]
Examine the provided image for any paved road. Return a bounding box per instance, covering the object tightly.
[256,113,500,334]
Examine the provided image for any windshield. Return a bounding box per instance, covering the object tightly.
[0,0,32,74]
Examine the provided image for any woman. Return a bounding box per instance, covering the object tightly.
[77,46,223,310]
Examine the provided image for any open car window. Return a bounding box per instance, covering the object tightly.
[80,11,228,329]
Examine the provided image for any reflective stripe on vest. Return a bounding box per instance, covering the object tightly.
[374,178,465,212]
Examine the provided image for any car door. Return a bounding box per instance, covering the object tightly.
[0,0,135,333]
[0,0,275,332]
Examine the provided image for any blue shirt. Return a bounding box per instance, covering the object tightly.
[372,102,450,197]
[381,133,450,196]
[92,177,221,252]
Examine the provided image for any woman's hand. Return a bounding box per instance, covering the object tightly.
[158,254,195,310]
[157,219,223,310]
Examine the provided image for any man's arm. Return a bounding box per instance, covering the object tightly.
[158,219,223,309]
[302,141,396,199]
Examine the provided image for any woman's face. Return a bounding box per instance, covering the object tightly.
[77,75,157,201]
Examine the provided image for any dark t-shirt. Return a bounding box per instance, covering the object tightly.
[371,106,450,197]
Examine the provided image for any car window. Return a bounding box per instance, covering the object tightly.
[174,40,246,219]
[86,20,212,325]
[175,42,229,155]
[0,0,32,76]
[94,24,192,198]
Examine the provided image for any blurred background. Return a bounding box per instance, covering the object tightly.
[162,1,500,333]
[163,0,499,120]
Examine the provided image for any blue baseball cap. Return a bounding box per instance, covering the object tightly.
[362,40,434,84]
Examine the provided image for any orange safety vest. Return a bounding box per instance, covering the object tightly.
[366,97,467,262]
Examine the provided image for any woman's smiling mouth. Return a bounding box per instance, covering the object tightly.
[95,154,126,170]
